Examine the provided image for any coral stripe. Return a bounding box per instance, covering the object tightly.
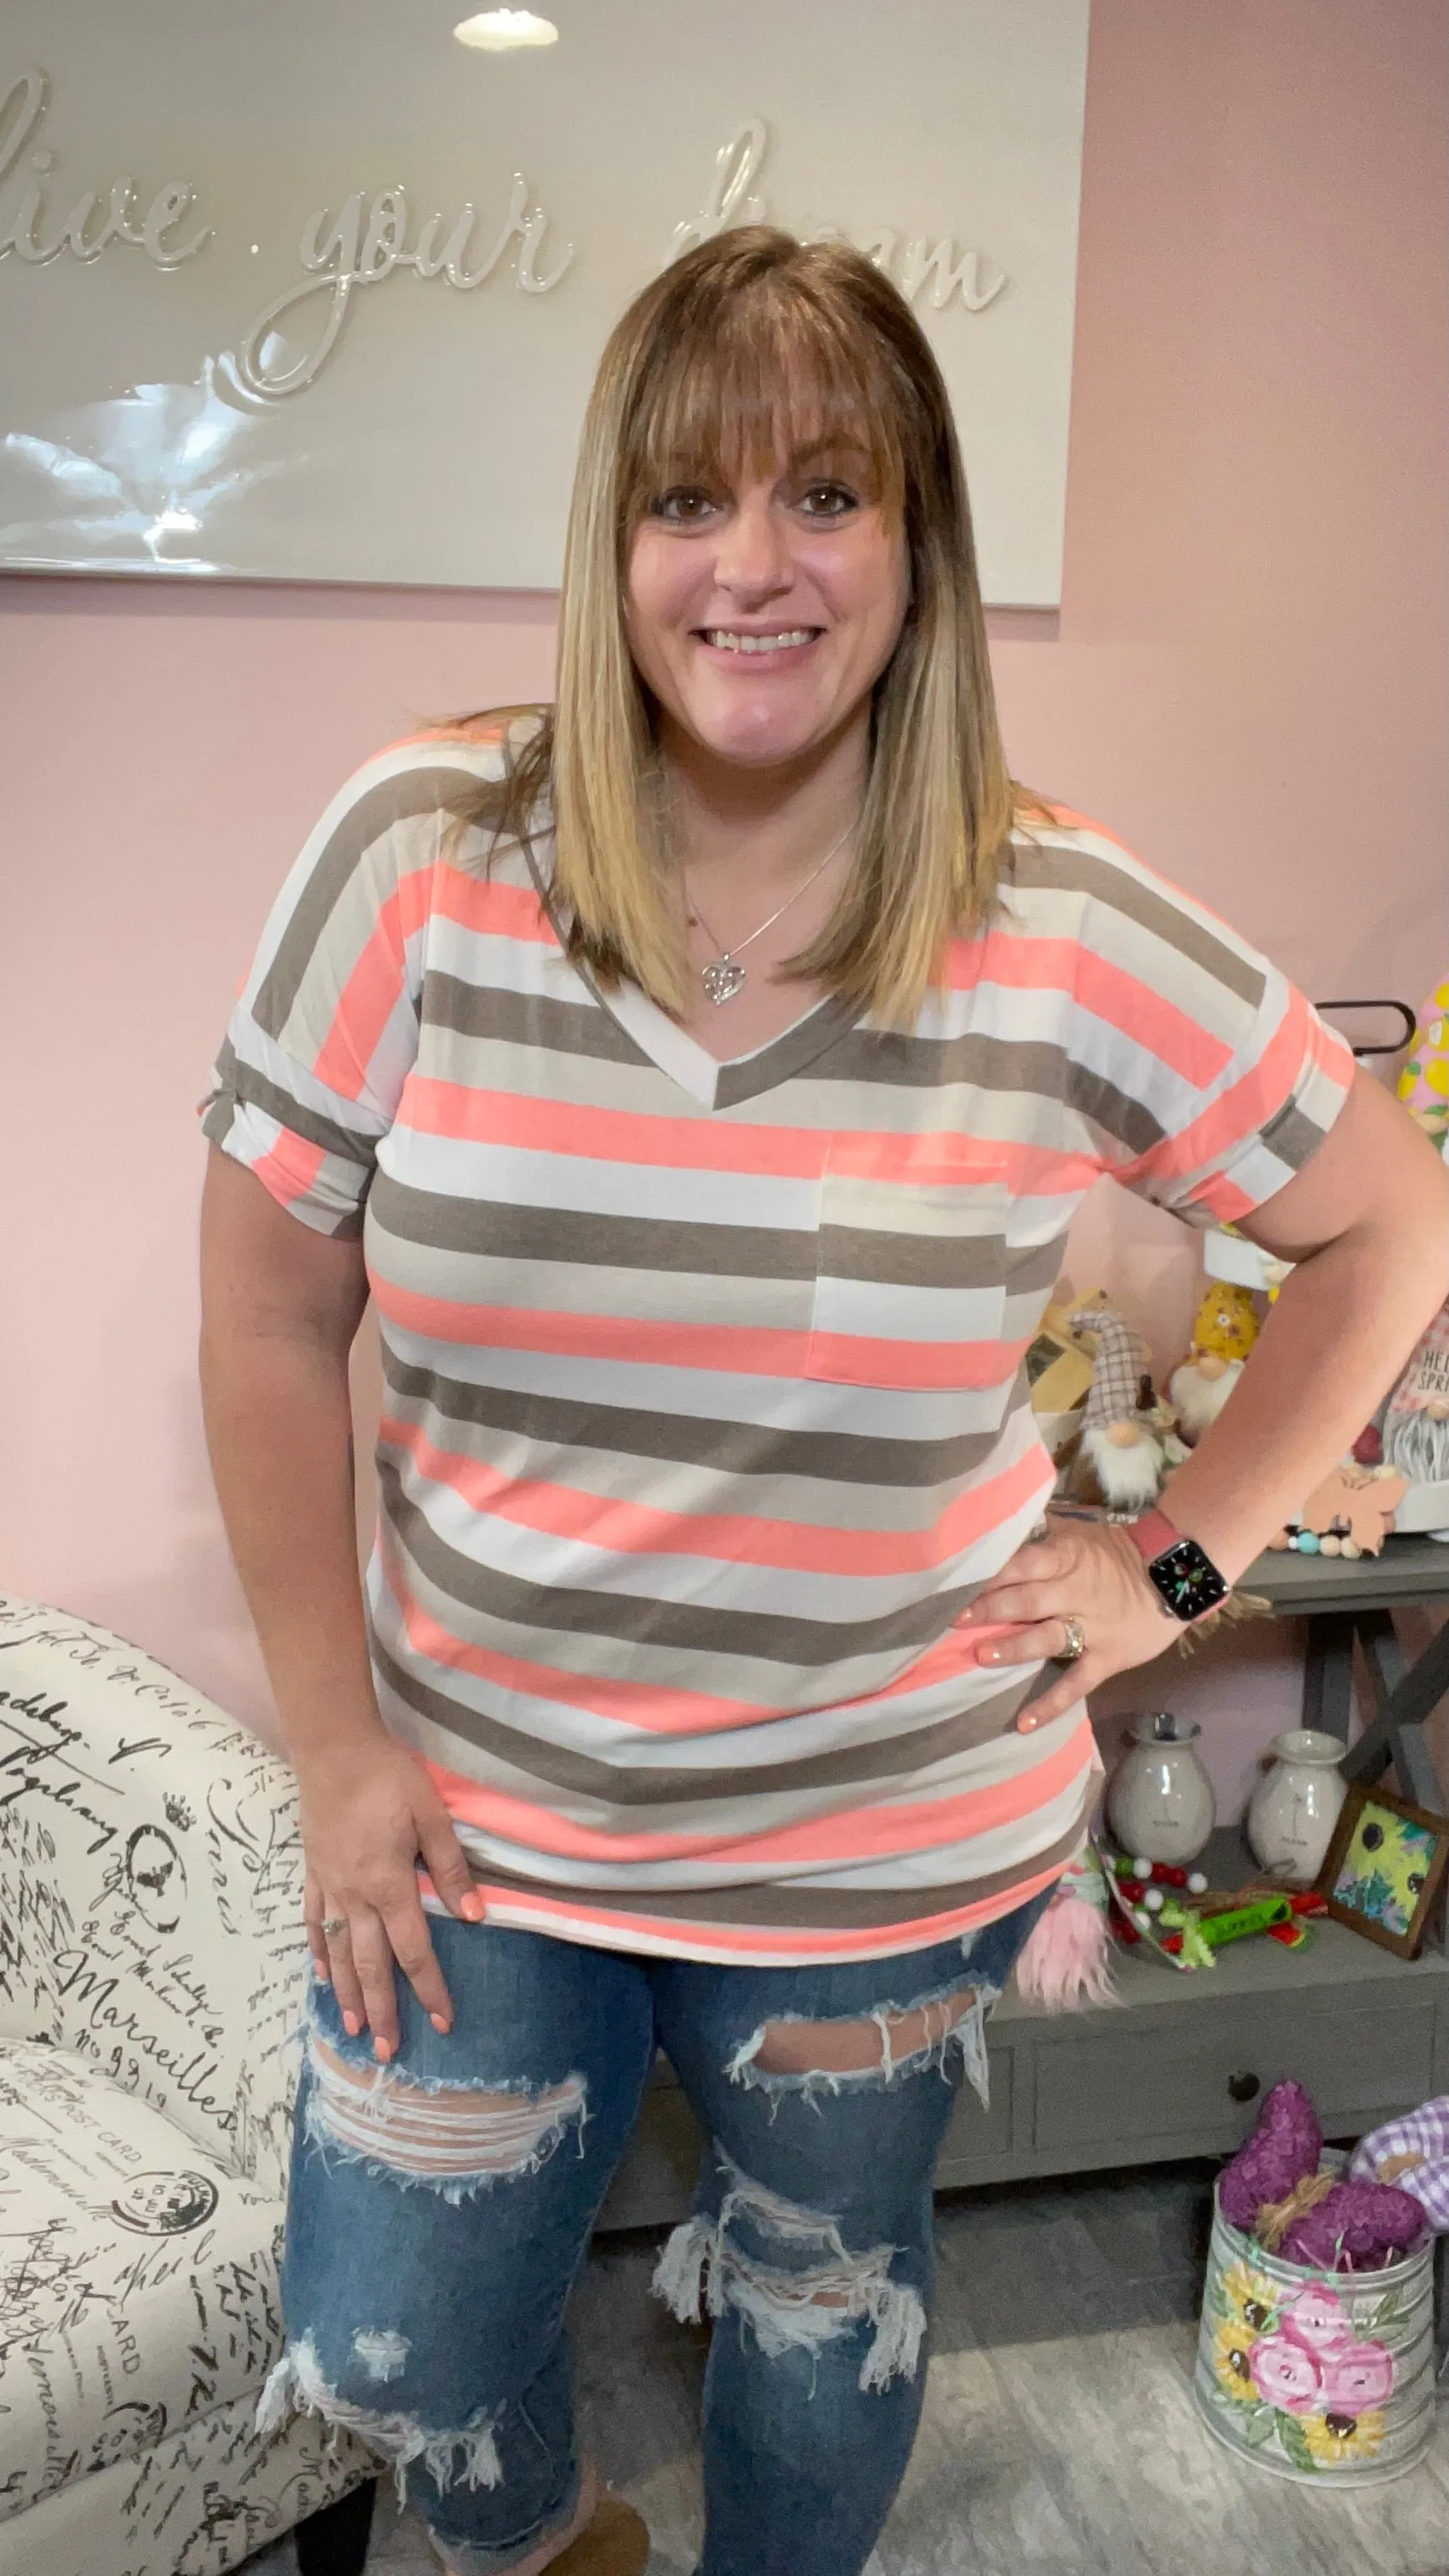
[381,1414,1049,1576]
[417,1854,1072,1960]
[399,1079,1089,1190]
[251,1131,327,1210]
[390,1571,775,1734]
[1123,989,1334,1189]
[946,934,1234,1087]
[385,1551,1034,1741]
[375,1285,1026,1386]
[419,1722,1093,1864]
[431,866,557,944]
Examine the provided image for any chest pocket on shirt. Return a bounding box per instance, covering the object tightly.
[804,1146,1012,1391]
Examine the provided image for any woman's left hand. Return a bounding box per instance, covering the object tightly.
[964,1516,1180,1730]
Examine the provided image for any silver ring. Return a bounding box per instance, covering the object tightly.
[320,1915,348,1939]
[1055,1616,1087,1665]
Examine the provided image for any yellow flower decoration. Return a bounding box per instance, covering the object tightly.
[1220,2260,1278,2335]
[1213,2317,1260,2403]
[1301,2408,1386,2467]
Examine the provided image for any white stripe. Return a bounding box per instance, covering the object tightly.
[380,1326,1022,1438]
[389,1133,821,1230]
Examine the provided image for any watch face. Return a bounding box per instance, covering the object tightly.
[1150,1538,1230,1622]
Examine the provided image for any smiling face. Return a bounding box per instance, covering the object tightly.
[623,440,909,777]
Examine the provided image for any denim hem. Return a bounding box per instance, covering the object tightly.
[425,2461,582,2575]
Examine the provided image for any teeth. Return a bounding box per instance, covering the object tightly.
[704,629,814,654]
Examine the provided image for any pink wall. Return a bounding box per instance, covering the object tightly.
[3,0,1445,1811]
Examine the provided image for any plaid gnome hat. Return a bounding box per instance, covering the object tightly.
[1071,1304,1151,1433]
[1384,1298,1449,1484]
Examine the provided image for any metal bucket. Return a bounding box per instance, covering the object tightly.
[1194,2159,1436,2485]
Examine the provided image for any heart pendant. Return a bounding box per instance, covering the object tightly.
[701,956,747,1005]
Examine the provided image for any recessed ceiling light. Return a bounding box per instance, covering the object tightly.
[454,10,559,48]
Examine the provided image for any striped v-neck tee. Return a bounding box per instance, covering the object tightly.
[202,731,1354,1965]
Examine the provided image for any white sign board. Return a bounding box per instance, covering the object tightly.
[0,1,1089,603]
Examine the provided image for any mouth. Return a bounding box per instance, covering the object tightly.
[693,626,823,662]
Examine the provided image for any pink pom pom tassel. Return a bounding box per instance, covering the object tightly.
[1015,1863,1119,2012]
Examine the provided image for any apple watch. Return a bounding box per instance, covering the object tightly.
[1124,1507,1231,1623]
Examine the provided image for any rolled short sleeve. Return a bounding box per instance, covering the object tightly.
[199,747,461,1238]
[1013,824,1356,1232]
[1119,969,1356,1228]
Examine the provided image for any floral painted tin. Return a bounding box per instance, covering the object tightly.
[1194,2161,1436,2484]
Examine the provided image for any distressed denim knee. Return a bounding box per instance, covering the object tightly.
[303,2029,590,2202]
[656,2150,927,2395]
[262,2020,591,2518]
[261,1926,657,2566]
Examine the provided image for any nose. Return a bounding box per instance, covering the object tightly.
[712,491,792,603]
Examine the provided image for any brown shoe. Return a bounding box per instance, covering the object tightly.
[546,2496,650,2574]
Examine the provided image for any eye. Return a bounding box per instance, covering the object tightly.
[649,486,719,526]
[797,480,860,519]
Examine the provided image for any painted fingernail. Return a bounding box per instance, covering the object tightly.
[375,2037,394,2064]
[342,2011,361,2037]
[430,2014,450,2035]
[460,1891,486,1922]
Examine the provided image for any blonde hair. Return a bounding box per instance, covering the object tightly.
[458,226,1040,1022]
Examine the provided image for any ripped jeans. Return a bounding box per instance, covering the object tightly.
[262,1889,1050,2576]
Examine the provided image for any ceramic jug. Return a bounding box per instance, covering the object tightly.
[1245,1728,1347,1886]
[1105,1711,1216,1864]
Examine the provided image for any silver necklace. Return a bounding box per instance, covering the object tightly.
[685,820,855,1006]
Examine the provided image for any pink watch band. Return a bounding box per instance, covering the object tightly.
[1125,1507,1184,1567]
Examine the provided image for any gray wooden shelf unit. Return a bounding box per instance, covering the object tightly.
[598,1536,1449,2231]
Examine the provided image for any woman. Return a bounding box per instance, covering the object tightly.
[200,230,1447,2576]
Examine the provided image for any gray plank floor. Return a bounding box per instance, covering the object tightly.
[243,2161,1449,2576]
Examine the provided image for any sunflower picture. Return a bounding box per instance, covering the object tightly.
[1213,2317,1260,2404]
[1319,1780,1449,1959]
[1220,2259,1278,2337]
[1301,2407,1387,2467]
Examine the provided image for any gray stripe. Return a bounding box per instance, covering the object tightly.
[823,1225,1059,1295]
[253,765,482,1039]
[1258,1096,1329,1171]
[380,1345,1031,1490]
[375,1631,1052,1807]
[817,1030,1167,1158]
[712,994,861,1108]
[423,972,645,1069]
[370,1171,816,1280]
[1006,843,1266,1008]
[458,1817,1084,1930]
[199,1090,367,1238]
[205,1039,379,1171]
[382,1464,978,1665]
[1064,1063,1165,1160]
[371,1173,1059,1296]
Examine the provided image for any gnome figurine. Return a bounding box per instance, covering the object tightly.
[1062,1302,1182,1513]
[1383,1299,1449,1487]
[1169,1280,1260,1445]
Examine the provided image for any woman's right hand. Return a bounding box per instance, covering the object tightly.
[296,1734,486,2060]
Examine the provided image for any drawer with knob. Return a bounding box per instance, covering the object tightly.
[1031,1995,1436,2156]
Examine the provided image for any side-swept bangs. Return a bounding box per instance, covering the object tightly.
[617,271,908,548]
[469,227,1035,1024]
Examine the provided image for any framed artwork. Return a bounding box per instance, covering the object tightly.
[1316,1780,1449,1960]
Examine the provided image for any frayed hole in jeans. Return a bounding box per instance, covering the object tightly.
[304,2033,587,2200]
